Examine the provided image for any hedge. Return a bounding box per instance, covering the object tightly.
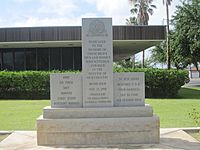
[0,70,77,99]
[0,69,189,99]
[114,68,189,98]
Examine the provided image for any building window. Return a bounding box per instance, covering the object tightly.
[62,48,73,70]
[37,48,49,70]
[2,50,14,70]
[14,49,25,71]
[0,47,82,71]
[25,48,36,70]
[74,47,82,71]
[50,48,61,70]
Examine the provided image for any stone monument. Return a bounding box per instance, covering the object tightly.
[37,18,160,146]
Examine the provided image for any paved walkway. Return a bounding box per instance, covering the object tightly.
[184,78,200,87]
[0,128,200,150]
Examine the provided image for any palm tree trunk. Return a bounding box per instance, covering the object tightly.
[132,54,135,68]
[166,3,171,69]
[142,50,145,68]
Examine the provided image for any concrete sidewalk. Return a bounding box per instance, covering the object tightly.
[184,78,200,87]
[0,128,200,150]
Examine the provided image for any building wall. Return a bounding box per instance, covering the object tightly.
[0,26,166,42]
[0,47,82,71]
[0,25,166,71]
[189,71,200,78]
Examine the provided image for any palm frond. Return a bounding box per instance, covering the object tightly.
[163,0,173,6]
[131,8,138,14]
[167,0,173,5]
[148,8,154,15]
[128,0,157,25]
[129,0,138,5]
[150,5,157,9]
[134,3,140,8]
[126,16,138,25]
[148,0,154,4]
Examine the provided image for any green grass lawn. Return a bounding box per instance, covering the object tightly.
[0,87,199,130]
[146,87,200,128]
[0,100,50,130]
[146,99,200,127]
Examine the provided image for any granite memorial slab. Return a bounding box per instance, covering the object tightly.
[114,72,145,107]
[82,18,113,107]
[50,74,82,108]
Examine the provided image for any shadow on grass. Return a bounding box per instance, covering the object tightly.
[176,87,200,99]
[184,129,200,142]
[0,134,10,142]
[148,87,200,100]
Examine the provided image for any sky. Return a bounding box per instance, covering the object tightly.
[0,0,182,66]
[0,0,182,27]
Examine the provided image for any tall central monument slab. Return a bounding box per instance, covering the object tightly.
[82,18,113,107]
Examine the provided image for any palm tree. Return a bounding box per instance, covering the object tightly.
[129,0,156,25]
[129,0,156,68]
[163,0,172,69]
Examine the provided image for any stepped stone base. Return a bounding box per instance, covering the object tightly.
[37,105,160,146]
[43,105,153,118]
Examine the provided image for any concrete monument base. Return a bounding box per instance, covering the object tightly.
[37,105,160,146]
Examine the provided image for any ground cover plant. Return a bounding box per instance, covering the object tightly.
[0,87,199,130]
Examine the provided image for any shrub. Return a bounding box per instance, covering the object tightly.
[0,70,77,99]
[0,71,50,99]
[114,68,189,98]
[0,68,189,99]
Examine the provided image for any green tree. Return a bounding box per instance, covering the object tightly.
[128,0,156,68]
[152,0,200,70]
[115,58,135,68]
[151,41,167,65]
[115,57,153,68]
[171,0,200,70]
[151,37,189,69]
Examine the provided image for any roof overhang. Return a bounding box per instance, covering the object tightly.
[0,39,163,61]
[0,25,166,61]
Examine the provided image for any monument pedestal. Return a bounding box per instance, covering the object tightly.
[37,105,159,146]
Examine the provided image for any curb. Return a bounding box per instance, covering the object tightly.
[0,131,13,135]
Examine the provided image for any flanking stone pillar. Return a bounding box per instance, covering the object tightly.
[37,18,160,146]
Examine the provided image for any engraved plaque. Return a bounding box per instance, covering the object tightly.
[50,74,82,108]
[114,72,145,106]
[82,18,113,107]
